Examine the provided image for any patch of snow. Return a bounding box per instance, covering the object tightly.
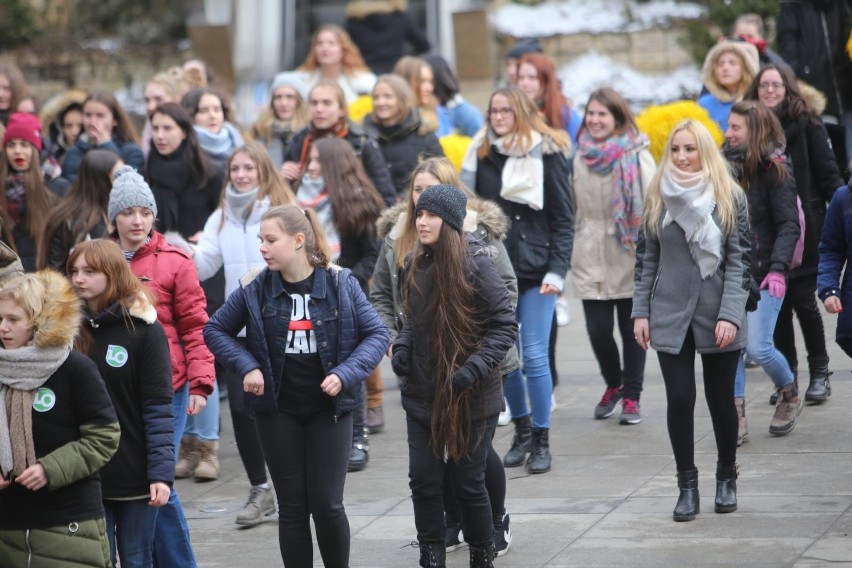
[491,0,705,38]
[559,51,703,107]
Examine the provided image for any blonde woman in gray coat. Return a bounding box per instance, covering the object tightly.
[632,119,750,523]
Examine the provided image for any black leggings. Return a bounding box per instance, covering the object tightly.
[582,299,646,400]
[443,444,505,526]
[656,330,740,472]
[256,410,352,568]
[407,414,497,547]
[222,348,267,486]
[549,312,559,388]
[773,274,830,372]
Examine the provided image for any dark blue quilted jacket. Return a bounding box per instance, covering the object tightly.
[204,265,389,416]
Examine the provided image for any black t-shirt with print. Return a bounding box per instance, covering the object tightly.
[278,275,331,416]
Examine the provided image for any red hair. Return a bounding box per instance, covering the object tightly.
[518,53,570,130]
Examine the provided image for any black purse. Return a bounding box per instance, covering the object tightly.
[745,275,760,312]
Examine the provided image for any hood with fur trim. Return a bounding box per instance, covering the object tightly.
[345,0,406,18]
[799,81,827,116]
[376,196,509,241]
[31,270,81,350]
[702,41,760,103]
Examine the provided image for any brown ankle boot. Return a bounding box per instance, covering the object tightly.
[769,382,803,436]
[194,440,220,481]
[175,435,199,479]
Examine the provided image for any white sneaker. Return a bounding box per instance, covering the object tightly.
[555,299,570,326]
[551,392,558,412]
[498,409,511,426]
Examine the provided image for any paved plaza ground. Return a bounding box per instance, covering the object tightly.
[179,290,852,567]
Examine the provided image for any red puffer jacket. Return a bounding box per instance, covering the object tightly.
[128,230,215,397]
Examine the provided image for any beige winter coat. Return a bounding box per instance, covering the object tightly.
[570,149,656,300]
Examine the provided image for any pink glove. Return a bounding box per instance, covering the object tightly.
[760,272,786,299]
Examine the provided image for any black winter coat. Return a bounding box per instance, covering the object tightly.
[782,113,845,278]
[362,112,445,195]
[340,228,380,295]
[394,236,518,425]
[741,160,801,281]
[778,0,852,118]
[468,140,574,289]
[84,301,175,499]
[345,9,430,75]
[285,122,397,207]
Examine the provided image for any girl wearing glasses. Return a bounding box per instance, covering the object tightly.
[743,64,844,411]
[461,85,573,475]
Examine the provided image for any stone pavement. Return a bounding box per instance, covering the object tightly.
[179,291,852,567]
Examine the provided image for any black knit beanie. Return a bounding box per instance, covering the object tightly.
[415,184,468,232]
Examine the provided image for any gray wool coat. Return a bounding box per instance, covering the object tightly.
[632,197,751,355]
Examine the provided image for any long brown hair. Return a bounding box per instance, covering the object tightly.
[0,64,29,115]
[743,63,819,126]
[405,222,482,461]
[728,100,788,189]
[517,53,571,130]
[68,239,158,353]
[299,24,371,76]
[395,157,470,268]
[218,142,296,232]
[312,138,382,236]
[0,140,55,257]
[38,150,120,269]
[393,56,438,134]
[371,74,418,127]
[84,91,141,144]
[479,85,570,159]
[251,85,309,142]
[581,87,639,138]
[262,205,331,268]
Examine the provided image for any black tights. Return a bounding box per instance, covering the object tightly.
[657,330,740,472]
[222,351,267,486]
[773,274,830,372]
[582,299,646,399]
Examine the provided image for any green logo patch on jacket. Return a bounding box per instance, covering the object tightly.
[106,345,129,368]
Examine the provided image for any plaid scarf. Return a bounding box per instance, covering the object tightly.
[5,173,27,228]
[578,130,649,251]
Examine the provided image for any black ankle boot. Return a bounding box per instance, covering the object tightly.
[805,366,832,403]
[526,428,551,474]
[469,542,495,568]
[418,540,446,567]
[673,468,699,522]
[714,462,738,513]
[503,415,532,468]
[347,427,369,472]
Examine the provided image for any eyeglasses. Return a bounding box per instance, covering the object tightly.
[758,82,785,91]
[488,107,513,118]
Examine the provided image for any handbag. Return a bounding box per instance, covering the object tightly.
[746,274,760,312]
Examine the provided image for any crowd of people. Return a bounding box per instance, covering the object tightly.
[1,2,852,567]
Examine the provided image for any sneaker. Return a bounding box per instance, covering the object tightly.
[445,520,464,553]
[493,511,512,557]
[594,387,622,419]
[550,392,558,413]
[619,398,641,424]
[235,485,276,526]
[555,299,570,326]
[497,408,511,426]
[769,383,804,436]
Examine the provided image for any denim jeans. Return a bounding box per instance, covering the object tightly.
[503,287,556,428]
[153,381,197,568]
[104,498,159,568]
[183,380,220,441]
[735,289,794,397]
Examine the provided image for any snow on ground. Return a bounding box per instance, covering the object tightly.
[491,0,704,38]
[559,51,703,107]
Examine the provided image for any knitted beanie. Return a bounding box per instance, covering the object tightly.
[271,71,308,101]
[3,113,42,152]
[506,39,543,60]
[108,165,158,223]
[415,184,468,232]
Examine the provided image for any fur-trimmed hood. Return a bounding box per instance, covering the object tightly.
[0,242,23,286]
[702,41,760,103]
[345,0,406,19]
[799,81,827,116]
[30,270,81,350]
[376,196,510,241]
[85,292,158,329]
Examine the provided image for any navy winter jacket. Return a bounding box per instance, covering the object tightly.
[818,184,852,355]
[204,265,389,417]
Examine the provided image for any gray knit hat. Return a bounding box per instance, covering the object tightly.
[415,184,468,232]
[270,71,308,100]
[108,165,158,223]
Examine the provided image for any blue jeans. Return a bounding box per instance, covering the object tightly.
[735,289,794,397]
[503,287,556,428]
[153,381,197,568]
[184,380,220,441]
[104,498,159,568]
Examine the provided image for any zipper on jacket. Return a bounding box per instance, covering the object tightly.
[651,274,660,300]
[25,528,32,567]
